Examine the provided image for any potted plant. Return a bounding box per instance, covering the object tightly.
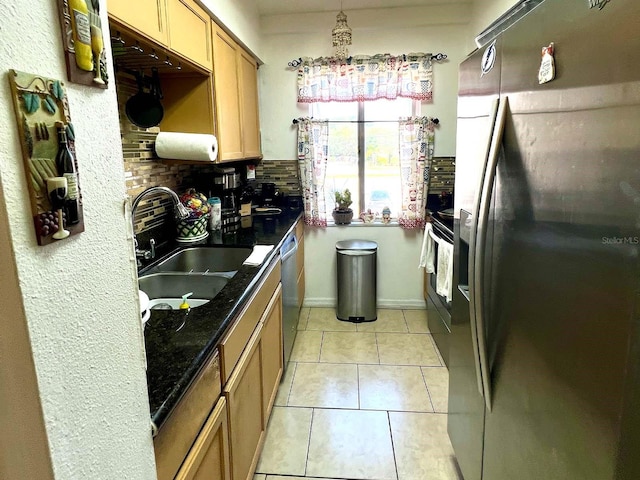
[332,188,353,225]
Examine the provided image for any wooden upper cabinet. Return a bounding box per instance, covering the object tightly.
[166,0,212,71]
[211,24,262,162]
[108,0,212,71]
[108,0,168,46]
[239,51,261,159]
[212,25,244,161]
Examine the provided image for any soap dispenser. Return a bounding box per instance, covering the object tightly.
[179,292,193,310]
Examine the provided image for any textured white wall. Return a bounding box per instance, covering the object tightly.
[258,5,471,160]
[468,0,519,50]
[0,1,156,479]
[303,225,426,308]
[199,0,263,59]
[259,6,469,307]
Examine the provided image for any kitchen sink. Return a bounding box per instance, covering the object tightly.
[150,247,253,274]
[139,272,229,310]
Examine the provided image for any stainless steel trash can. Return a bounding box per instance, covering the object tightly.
[336,240,377,322]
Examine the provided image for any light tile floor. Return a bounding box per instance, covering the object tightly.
[255,307,462,480]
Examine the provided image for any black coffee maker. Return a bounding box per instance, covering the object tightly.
[212,168,241,228]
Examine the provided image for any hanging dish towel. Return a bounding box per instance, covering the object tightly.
[419,223,436,274]
[436,241,454,302]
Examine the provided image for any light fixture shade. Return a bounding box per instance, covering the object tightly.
[332,10,352,59]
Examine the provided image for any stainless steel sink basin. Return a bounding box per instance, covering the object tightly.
[139,273,229,310]
[151,247,253,273]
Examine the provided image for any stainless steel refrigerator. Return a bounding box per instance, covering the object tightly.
[449,0,640,479]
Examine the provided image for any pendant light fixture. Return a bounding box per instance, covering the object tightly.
[332,1,352,59]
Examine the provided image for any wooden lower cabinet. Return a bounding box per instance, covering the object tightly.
[155,259,283,480]
[175,397,230,480]
[261,284,283,419]
[224,280,283,480]
[224,323,265,480]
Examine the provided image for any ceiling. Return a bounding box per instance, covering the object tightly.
[256,0,470,16]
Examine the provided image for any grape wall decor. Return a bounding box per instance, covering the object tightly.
[57,0,109,88]
[8,69,85,245]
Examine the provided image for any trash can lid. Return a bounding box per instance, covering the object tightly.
[336,240,378,251]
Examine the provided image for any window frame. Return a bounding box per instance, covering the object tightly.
[312,99,420,218]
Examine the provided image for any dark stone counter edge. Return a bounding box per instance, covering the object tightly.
[149,212,303,432]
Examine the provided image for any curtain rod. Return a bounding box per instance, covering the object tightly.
[292,118,439,125]
[288,52,447,68]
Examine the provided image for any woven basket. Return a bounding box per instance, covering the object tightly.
[176,216,208,239]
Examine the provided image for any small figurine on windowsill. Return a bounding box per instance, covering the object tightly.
[381,206,392,224]
[360,209,376,223]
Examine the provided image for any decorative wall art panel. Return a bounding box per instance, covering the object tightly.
[57,0,109,88]
[8,69,85,245]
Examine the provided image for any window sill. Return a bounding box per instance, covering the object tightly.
[327,220,399,227]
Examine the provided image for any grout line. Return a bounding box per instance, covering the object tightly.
[387,410,401,480]
[318,330,324,362]
[285,361,298,406]
[426,333,444,367]
[304,407,315,477]
[420,366,436,413]
[400,309,410,333]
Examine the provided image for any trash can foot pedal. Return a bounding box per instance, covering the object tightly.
[336,315,377,323]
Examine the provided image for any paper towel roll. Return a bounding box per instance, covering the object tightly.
[155,132,218,162]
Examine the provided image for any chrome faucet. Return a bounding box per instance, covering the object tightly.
[131,186,190,264]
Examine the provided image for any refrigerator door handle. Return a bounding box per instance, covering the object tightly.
[468,98,500,401]
[474,96,509,412]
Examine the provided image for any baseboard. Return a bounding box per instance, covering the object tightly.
[302,298,427,310]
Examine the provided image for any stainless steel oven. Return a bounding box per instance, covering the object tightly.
[427,217,453,367]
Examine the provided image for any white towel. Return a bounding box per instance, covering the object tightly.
[419,223,436,274]
[436,241,454,302]
[243,245,274,266]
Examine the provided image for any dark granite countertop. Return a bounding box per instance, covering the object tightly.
[143,208,303,432]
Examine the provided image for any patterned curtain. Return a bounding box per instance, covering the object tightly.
[398,117,436,229]
[297,54,433,103]
[297,118,329,227]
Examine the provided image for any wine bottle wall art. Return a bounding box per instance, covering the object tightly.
[8,69,86,246]
[57,0,109,88]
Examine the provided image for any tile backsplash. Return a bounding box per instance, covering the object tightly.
[254,159,301,195]
[429,156,455,193]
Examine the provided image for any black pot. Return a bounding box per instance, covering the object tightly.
[332,209,353,225]
[125,71,164,128]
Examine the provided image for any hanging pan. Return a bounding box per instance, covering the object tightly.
[125,70,164,128]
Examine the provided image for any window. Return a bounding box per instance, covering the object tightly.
[311,98,416,218]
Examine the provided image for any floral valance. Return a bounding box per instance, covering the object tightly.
[297,53,434,103]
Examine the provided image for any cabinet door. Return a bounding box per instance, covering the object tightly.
[212,26,243,161]
[239,50,261,159]
[224,326,265,480]
[261,284,283,418]
[107,0,168,46]
[166,0,212,70]
[175,397,231,480]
